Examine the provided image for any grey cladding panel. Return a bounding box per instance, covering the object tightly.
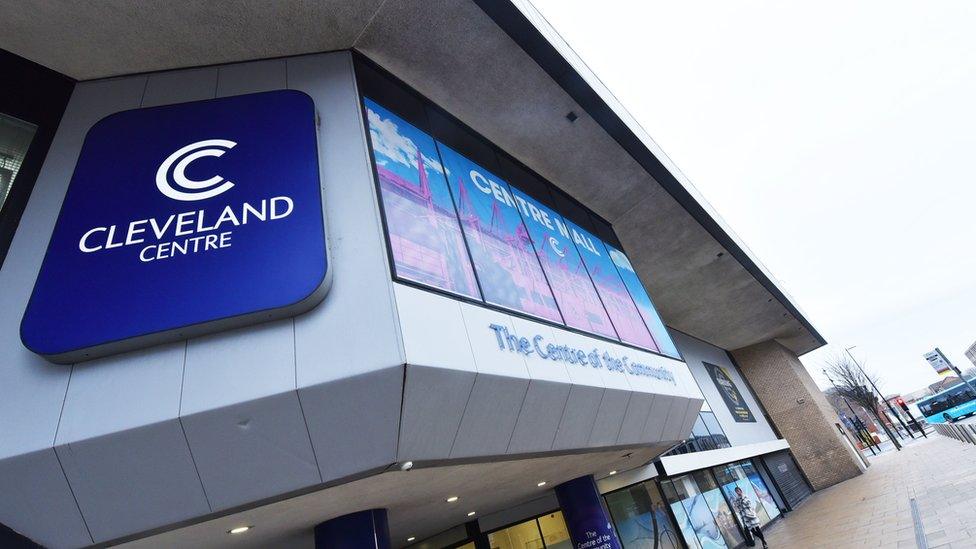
[643,394,677,442]
[301,365,403,483]
[0,449,92,548]
[450,373,529,458]
[181,391,320,511]
[0,76,146,459]
[507,379,571,454]
[182,319,296,415]
[56,420,211,543]
[552,385,604,451]
[399,365,475,461]
[56,342,185,444]
[289,52,404,386]
[616,393,655,445]
[217,59,286,96]
[587,388,631,447]
[142,67,218,107]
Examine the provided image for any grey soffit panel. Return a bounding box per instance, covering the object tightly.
[398,364,477,461]
[472,0,825,352]
[55,420,211,543]
[506,379,572,454]
[299,365,403,483]
[292,52,405,388]
[180,391,321,512]
[0,1,385,79]
[0,448,92,548]
[450,373,529,459]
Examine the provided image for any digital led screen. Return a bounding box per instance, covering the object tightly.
[436,143,562,323]
[565,220,657,349]
[508,186,617,338]
[364,99,480,299]
[362,97,681,358]
[608,244,680,356]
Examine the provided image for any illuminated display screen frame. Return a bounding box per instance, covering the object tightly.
[355,56,682,361]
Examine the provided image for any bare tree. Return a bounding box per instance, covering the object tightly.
[825,355,902,450]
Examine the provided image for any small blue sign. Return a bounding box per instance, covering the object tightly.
[21,90,329,363]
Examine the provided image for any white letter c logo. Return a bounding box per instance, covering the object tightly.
[156,139,236,201]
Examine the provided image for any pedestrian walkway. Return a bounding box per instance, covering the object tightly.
[763,434,976,548]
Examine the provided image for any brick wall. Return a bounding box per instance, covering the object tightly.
[732,340,864,490]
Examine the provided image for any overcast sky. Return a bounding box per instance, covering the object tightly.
[531,0,976,396]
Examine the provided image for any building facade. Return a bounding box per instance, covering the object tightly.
[0,2,864,548]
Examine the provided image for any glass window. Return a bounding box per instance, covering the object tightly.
[436,142,562,322]
[700,412,731,449]
[660,480,703,549]
[605,482,681,549]
[564,220,655,348]
[742,461,780,523]
[665,475,729,548]
[363,99,481,299]
[713,462,774,528]
[690,416,714,452]
[488,518,545,549]
[359,75,681,356]
[0,114,37,213]
[507,185,618,339]
[692,470,744,548]
[537,511,572,549]
[605,244,680,357]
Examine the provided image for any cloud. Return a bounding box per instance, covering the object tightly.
[367,107,447,176]
[608,248,635,272]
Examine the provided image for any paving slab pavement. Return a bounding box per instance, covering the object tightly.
[762,434,976,548]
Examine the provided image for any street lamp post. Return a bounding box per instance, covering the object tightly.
[846,346,915,440]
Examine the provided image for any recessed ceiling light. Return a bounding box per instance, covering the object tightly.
[467,511,476,516]
[609,470,618,475]
[228,526,251,535]
[446,496,459,503]
[407,537,416,542]
[537,481,547,487]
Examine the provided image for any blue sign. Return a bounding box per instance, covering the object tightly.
[21,90,329,363]
[555,475,623,549]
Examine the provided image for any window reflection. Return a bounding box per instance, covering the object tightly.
[538,511,572,549]
[691,470,743,547]
[605,481,681,549]
[488,518,545,549]
[665,412,730,456]
[0,114,37,213]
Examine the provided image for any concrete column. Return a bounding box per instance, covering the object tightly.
[731,340,864,490]
[314,509,390,549]
[554,475,622,549]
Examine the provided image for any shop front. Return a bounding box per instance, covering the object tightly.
[604,458,784,549]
